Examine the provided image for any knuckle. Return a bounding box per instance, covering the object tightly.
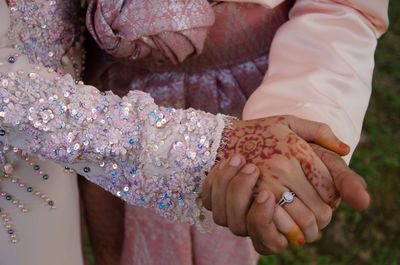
[318,205,333,229]
[253,243,270,255]
[280,114,291,122]
[228,174,256,194]
[297,212,316,229]
[319,148,334,162]
[263,240,286,254]
[213,172,231,188]
[266,157,294,176]
[246,207,261,229]
[227,177,243,194]
[316,122,331,136]
[213,213,227,227]
[228,222,248,237]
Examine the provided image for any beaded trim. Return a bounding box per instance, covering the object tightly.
[0,144,56,244]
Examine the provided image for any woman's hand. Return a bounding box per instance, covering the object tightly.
[202,115,369,254]
[202,153,369,254]
[219,115,350,209]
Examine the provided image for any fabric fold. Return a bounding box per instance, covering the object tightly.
[86,0,215,63]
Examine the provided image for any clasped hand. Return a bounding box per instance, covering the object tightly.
[201,115,369,254]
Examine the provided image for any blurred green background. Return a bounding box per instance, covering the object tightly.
[259,1,400,265]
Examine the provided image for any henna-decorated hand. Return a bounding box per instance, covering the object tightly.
[202,115,369,254]
[219,115,349,211]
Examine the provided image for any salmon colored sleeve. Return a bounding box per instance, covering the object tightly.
[242,0,389,163]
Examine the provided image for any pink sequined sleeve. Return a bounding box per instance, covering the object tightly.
[0,0,228,231]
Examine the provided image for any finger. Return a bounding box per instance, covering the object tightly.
[284,116,350,156]
[211,155,245,226]
[226,164,260,236]
[247,191,288,255]
[260,161,334,230]
[296,147,340,214]
[285,135,340,210]
[259,174,321,240]
[311,144,370,211]
[279,195,320,242]
[202,160,226,211]
[273,206,306,246]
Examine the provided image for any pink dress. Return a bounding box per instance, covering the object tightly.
[0,0,388,264]
[84,0,389,263]
[85,1,293,264]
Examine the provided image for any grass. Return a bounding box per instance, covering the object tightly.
[259,2,400,265]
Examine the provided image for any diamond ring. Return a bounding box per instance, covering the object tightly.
[278,191,296,206]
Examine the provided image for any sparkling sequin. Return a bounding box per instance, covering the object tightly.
[0,59,230,231]
[7,0,82,71]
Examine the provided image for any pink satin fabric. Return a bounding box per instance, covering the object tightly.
[86,0,215,64]
[242,0,389,162]
[84,2,292,264]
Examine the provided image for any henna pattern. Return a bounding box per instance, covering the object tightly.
[220,117,339,207]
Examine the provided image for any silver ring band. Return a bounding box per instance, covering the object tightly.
[278,191,296,206]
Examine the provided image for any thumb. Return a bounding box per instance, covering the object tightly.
[284,115,350,156]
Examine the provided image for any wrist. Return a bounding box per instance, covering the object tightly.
[217,119,242,159]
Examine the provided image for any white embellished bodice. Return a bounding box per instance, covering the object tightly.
[0,1,85,264]
[0,2,228,256]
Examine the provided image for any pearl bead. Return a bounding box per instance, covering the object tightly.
[8,57,15,63]
[0,129,6,136]
[83,167,90,173]
[4,164,13,174]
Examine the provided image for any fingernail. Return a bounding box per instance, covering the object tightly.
[219,160,228,170]
[296,237,306,245]
[229,156,242,167]
[339,142,350,151]
[241,164,256,174]
[256,191,269,204]
[285,224,304,246]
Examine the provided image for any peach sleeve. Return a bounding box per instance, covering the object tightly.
[242,0,389,162]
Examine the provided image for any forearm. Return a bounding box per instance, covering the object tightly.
[243,0,389,163]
